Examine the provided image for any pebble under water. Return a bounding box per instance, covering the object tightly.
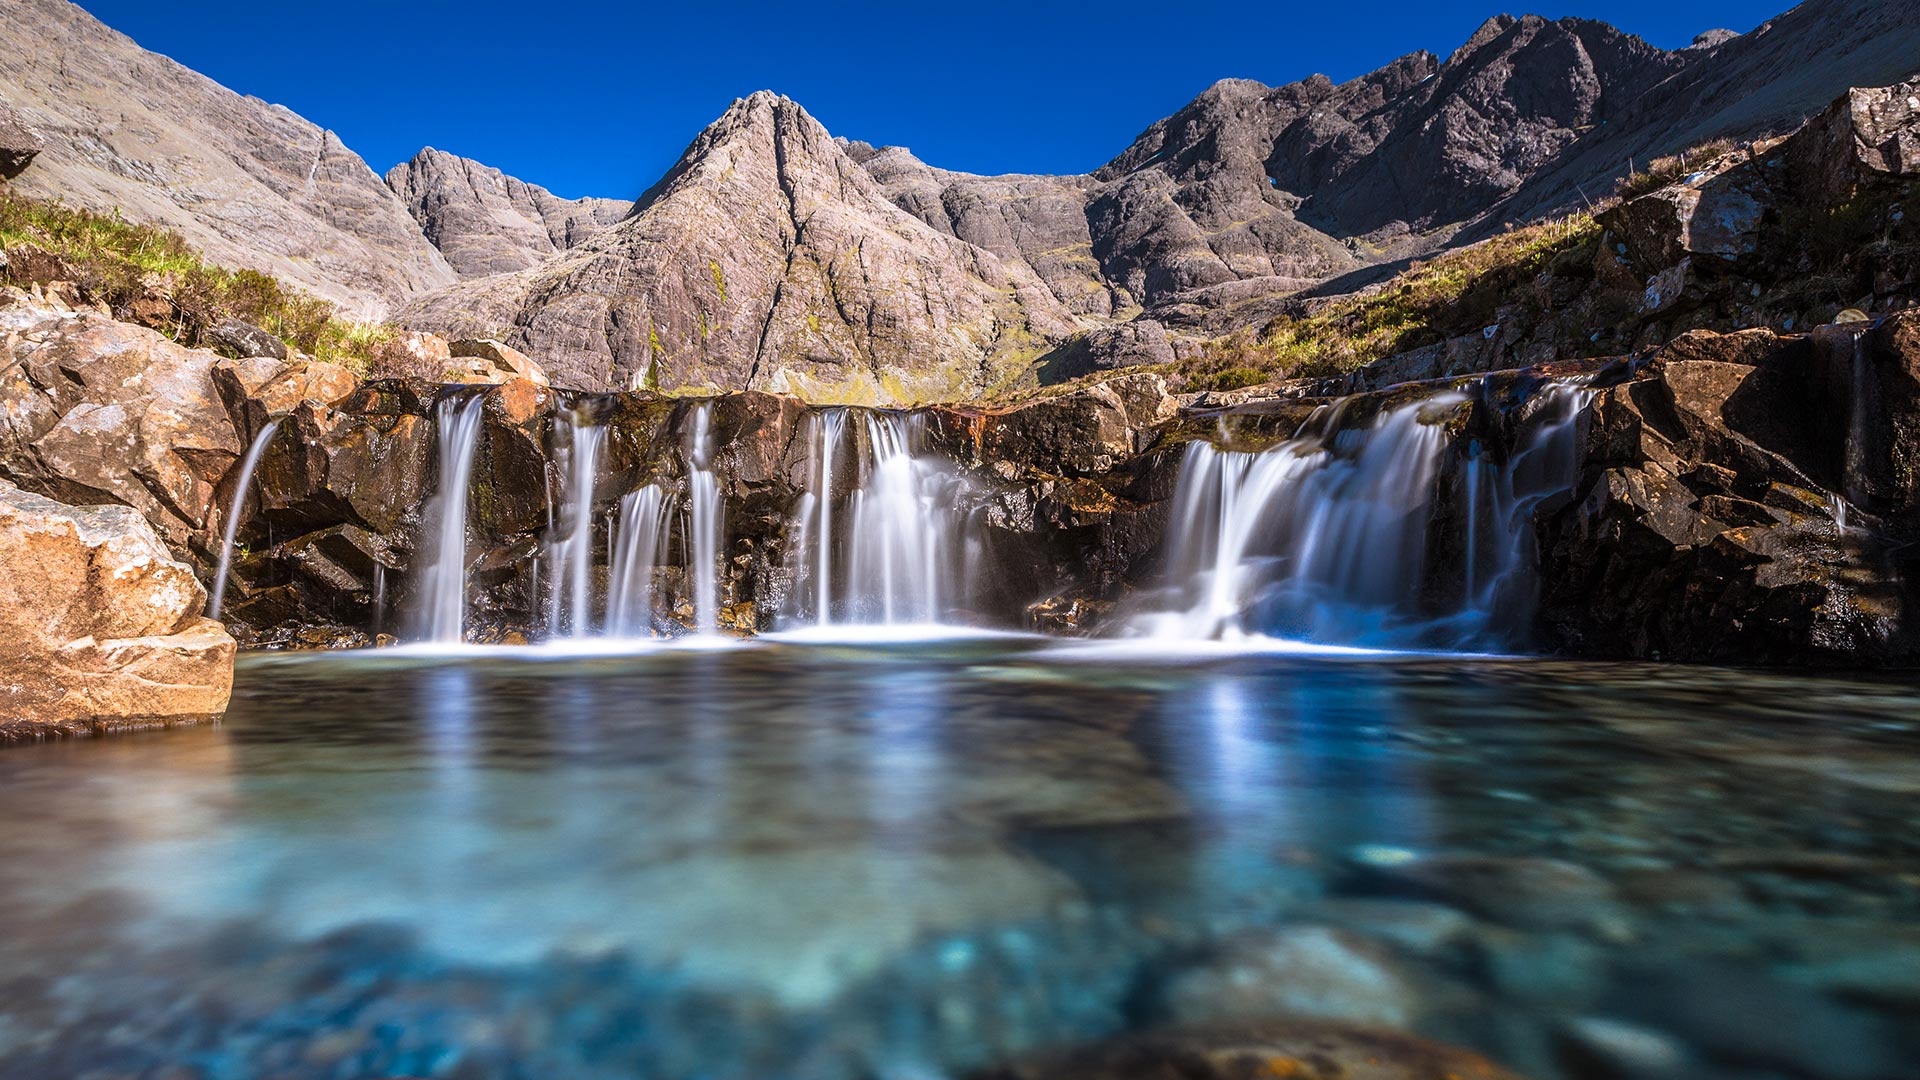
[0,640,1916,1079]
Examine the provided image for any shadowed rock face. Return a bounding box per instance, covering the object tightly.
[397,92,1083,397]
[386,148,631,278]
[0,0,455,317]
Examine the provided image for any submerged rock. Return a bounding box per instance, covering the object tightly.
[971,1021,1528,1080]
[0,479,233,736]
[1157,925,1427,1030]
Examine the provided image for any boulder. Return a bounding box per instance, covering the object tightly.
[0,480,233,737]
[0,302,243,546]
[449,337,550,386]
[0,98,43,179]
[970,1021,1527,1080]
[203,317,288,361]
[1158,925,1425,1029]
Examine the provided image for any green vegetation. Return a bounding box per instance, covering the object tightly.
[0,188,398,372]
[1175,213,1602,391]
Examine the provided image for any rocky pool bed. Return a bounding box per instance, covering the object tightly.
[0,641,1915,1079]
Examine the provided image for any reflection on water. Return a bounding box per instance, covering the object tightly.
[0,643,1916,1079]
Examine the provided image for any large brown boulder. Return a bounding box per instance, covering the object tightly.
[0,479,233,737]
[0,299,242,548]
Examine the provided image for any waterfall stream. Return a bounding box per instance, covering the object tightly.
[686,403,724,636]
[786,409,966,630]
[546,414,606,638]
[1136,382,1590,649]
[419,394,488,643]
[207,419,281,621]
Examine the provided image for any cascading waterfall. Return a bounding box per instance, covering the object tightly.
[1138,396,1462,645]
[606,485,674,636]
[419,394,488,644]
[546,414,606,638]
[686,403,724,636]
[1451,381,1592,639]
[1137,382,1590,649]
[208,419,281,621]
[787,409,963,628]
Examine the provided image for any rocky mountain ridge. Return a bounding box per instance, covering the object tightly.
[2,0,1916,396]
[0,0,455,317]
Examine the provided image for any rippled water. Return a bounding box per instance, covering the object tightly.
[1,642,1916,1079]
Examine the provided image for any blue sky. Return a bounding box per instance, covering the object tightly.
[76,0,1789,200]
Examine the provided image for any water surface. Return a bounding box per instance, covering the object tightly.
[1,642,1915,1079]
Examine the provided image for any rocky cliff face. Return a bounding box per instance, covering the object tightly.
[396,93,1084,397]
[386,148,631,278]
[0,0,454,316]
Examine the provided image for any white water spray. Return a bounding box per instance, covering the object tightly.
[788,409,963,628]
[208,419,281,620]
[547,414,606,638]
[607,485,674,636]
[687,403,724,636]
[1139,382,1590,649]
[420,394,488,643]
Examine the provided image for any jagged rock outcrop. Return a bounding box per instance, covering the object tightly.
[1535,321,1919,664]
[0,288,358,554]
[0,479,234,738]
[386,148,631,277]
[398,92,1082,398]
[0,0,455,316]
[0,96,42,179]
[1494,0,1920,228]
[1603,78,1920,279]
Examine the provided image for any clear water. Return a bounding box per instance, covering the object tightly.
[1,644,1916,1079]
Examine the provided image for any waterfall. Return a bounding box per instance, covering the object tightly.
[546,414,606,638]
[419,394,488,644]
[207,419,281,620]
[787,409,963,629]
[1136,383,1590,650]
[686,403,724,636]
[1453,382,1592,639]
[607,485,674,636]
[1844,330,1872,507]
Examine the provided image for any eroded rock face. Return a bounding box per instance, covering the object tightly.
[0,479,234,737]
[1535,323,1919,664]
[0,0,454,316]
[386,148,631,278]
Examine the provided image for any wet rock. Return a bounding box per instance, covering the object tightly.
[1347,852,1623,935]
[1309,898,1478,960]
[1158,925,1424,1029]
[1536,328,1916,664]
[1554,1016,1689,1079]
[0,479,233,735]
[972,1021,1528,1080]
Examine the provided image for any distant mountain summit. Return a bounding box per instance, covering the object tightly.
[3,0,1915,393]
[386,149,630,278]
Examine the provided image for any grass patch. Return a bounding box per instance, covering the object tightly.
[1174,213,1601,390]
[0,188,394,372]
[1614,138,1739,201]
